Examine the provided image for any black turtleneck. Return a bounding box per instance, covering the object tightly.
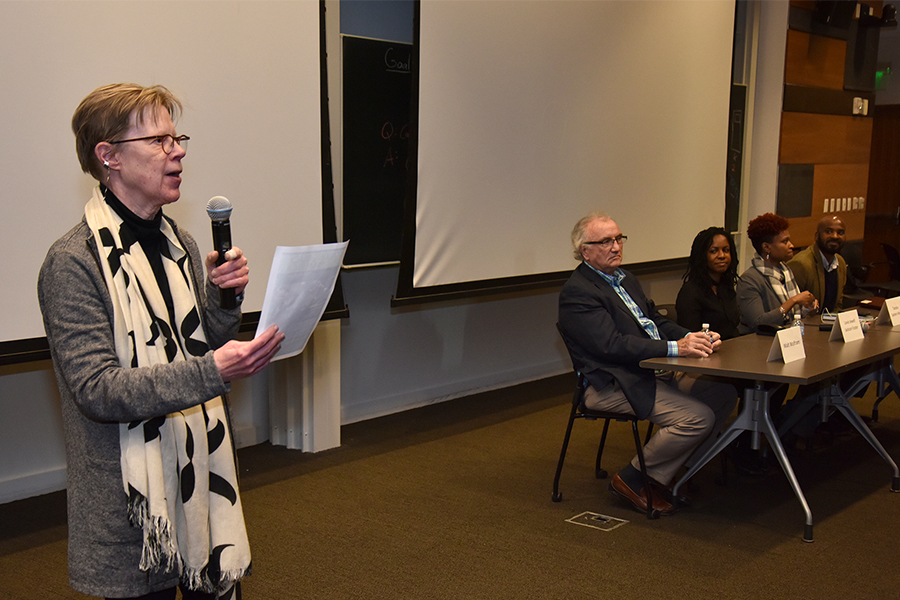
[101,185,179,328]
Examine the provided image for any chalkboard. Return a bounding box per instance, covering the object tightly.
[342,35,412,266]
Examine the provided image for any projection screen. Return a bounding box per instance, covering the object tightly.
[397,0,736,302]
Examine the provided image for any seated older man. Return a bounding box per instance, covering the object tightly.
[558,212,736,516]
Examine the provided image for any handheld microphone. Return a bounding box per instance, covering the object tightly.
[206,196,236,309]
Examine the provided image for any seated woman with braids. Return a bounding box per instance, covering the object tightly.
[676,227,741,341]
[677,227,763,474]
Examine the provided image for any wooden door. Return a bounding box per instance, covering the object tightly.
[864,104,900,282]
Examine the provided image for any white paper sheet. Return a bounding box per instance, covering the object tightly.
[255,242,348,361]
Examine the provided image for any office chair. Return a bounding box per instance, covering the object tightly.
[839,359,900,423]
[859,243,900,298]
[553,325,658,518]
[882,243,900,282]
[655,303,678,324]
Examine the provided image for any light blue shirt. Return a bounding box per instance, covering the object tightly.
[585,263,679,357]
[818,247,839,272]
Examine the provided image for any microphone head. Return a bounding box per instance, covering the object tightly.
[206,196,233,221]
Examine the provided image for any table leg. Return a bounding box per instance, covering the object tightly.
[673,385,762,491]
[672,383,815,542]
[771,373,900,493]
[829,382,900,492]
[756,391,815,543]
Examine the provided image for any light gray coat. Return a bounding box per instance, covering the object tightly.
[38,216,241,598]
[736,266,789,334]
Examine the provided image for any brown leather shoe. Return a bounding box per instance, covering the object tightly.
[650,480,692,507]
[609,473,677,516]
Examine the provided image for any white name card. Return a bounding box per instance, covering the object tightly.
[767,326,805,363]
[829,309,864,342]
[876,296,900,326]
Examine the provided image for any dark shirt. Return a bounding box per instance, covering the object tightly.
[101,185,178,330]
[823,268,839,312]
[675,279,741,340]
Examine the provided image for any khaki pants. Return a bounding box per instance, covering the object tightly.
[584,372,736,485]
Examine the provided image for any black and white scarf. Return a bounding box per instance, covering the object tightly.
[85,187,250,598]
[751,252,801,321]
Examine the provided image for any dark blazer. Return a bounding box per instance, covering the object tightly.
[558,263,689,419]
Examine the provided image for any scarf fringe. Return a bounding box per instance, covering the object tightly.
[128,491,179,573]
[140,515,179,573]
[126,487,147,528]
[182,565,252,595]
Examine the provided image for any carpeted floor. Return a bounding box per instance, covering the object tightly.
[3,373,900,599]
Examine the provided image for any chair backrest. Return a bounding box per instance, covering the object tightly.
[882,243,900,281]
[848,263,871,285]
[654,303,678,324]
[556,323,588,407]
[840,240,870,284]
[556,322,579,372]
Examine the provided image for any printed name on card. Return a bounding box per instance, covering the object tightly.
[829,309,864,342]
[876,296,900,326]
[767,326,806,363]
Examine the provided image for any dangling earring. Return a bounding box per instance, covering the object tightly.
[103,161,110,186]
[766,253,770,261]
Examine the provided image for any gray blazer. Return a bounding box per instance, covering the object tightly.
[736,266,788,334]
[38,215,241,598]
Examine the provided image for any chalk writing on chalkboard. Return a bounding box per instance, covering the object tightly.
[384,46,410,72]
[342,35,412,265]
[381,121,410,169]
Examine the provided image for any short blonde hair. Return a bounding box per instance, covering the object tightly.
[72,83,182,181]
[570,211,611,261]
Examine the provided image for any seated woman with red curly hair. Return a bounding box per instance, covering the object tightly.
[737,213,818,334]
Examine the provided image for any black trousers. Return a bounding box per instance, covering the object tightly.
[106,581,240,600]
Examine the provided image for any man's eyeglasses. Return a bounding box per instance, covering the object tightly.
[109,134,189,154]
[583,235,627,248]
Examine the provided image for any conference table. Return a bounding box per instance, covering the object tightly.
[640,319,900,542]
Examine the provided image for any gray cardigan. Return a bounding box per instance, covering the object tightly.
[736,266,789,335]
[37,215,241,598]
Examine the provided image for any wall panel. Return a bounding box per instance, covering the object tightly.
[784,29,847,89]
[780,112,873,164]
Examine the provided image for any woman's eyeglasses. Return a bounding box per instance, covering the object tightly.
[109,134,189,154]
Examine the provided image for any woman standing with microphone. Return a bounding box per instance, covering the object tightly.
[38,83,284,600]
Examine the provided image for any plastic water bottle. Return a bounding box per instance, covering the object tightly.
[792,315,804,335]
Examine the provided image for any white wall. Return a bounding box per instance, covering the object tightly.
[0,356,272,504]
[339,267,569,424]
[735,0,790,267]
[0,362,67,502]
